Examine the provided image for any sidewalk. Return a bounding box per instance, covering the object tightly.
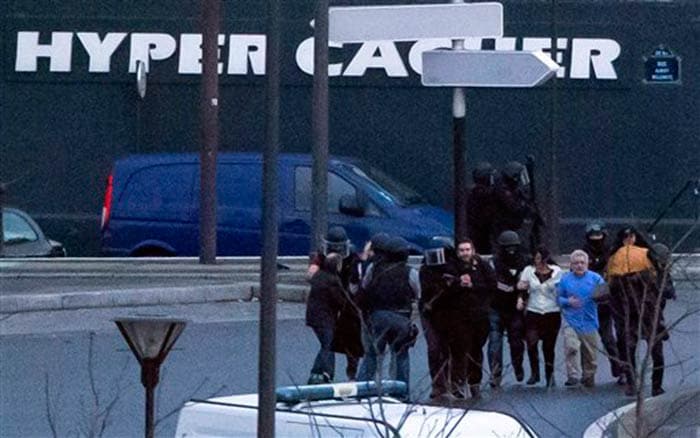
[1,254,698,314]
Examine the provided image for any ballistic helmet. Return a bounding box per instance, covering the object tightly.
[473,161,495,186]
[502,161,528,184]
[497,230,521,247]
[385,236,410,261]
[322,226,350,257]
[649,243,672,266]
[423,237,454,266]
[585,221,607,239]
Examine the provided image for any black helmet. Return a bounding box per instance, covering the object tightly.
[423,237,453,266]
[497,230,521,247]
[473,161,495,186]
[502,161,525,180]
[370,232,391,254]
[322,226,350,257]
[585,221,607,239]
[385,236,410,261]
[649,243,672,266]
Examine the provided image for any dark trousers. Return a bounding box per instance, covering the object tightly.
[610,273,665,390]
[465,318,490,386]
[488,309,525,380]
[525,311,561,379]
[310,325,335,380]
[421,315,449,396]
[358,310,412,392]
[597,303,621,377]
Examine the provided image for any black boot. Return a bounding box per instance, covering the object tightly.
[526,374,540,385]
[545,374,555,388]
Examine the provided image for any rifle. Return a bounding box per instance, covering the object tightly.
[525,155,546,250]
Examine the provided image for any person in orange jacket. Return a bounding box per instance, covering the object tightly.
[606,226,656,396]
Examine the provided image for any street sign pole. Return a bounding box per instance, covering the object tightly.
[259,0,281,435]
[451,2,468,242]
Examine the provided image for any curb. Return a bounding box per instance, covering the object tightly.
[583,387,700,438]
[0,282,263,313]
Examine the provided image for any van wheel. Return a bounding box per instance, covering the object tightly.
[132,247,174,257]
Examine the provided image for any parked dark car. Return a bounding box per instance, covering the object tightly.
[1,207,67,257]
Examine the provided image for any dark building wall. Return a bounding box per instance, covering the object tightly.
[2,1,698,255]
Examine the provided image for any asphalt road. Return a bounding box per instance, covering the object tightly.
[1,286,699,437]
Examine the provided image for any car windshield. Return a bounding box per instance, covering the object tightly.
[341,163,426,207]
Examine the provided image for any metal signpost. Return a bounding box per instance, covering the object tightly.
[329,1,558,241]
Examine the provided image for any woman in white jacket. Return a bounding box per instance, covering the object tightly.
[516,245,563,387]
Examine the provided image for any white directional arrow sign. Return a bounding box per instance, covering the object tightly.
[329,3,503,43]
[421,49,559,88]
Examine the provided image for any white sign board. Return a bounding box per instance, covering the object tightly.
[421,49,559,87]
[329,3,504,43]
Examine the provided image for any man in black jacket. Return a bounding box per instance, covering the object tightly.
[451,238,496,398]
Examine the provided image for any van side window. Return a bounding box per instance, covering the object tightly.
[294,167,356,213]
[119,164,194,219]
[218,164,261,207]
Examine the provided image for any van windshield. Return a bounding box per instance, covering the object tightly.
[341,163,426,207]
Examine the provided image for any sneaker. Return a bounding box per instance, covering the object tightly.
[581,377,595,388]
[651,387,665,397]
[564,377,579,387]
[489,376,501,388]
[526,375,540,385]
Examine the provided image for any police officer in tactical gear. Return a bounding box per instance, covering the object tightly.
[582,221,623,384]
[356,236,420,394]
[466,161,496,254]
[307,226,364,380]
[491,161,534,253]
[419,238,457,399]
[488,230,528,387]
[644,242,676,396]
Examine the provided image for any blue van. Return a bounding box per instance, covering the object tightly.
[100,153,453,257]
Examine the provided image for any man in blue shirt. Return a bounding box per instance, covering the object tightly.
[557,249,606,387]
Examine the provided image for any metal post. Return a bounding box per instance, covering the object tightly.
[141,359,159,438]
[452,0,467,241]
[311,0,329,253]
[199,0,221,264]
[258,0,280,436]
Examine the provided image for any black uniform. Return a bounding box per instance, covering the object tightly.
[466,163,496,254]
[488,250,528,386]
[419,261,454,398]
[583,239,622,381]
[491,174,533,252]
[312,251,364,380]
[305,263,346,383]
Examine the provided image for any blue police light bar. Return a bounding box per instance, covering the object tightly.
[276,380,407,404]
